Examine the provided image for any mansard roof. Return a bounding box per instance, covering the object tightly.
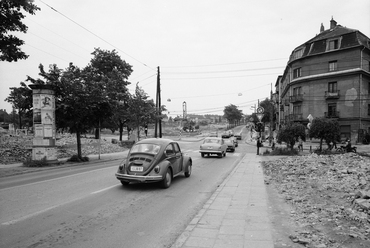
[289,21,370,61]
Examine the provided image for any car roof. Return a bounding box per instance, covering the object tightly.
[204,137,222,140]
[135,138,175,146]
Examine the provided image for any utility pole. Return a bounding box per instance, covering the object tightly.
[155,66,162,138]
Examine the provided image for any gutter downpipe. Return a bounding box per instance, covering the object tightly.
[358,46,365,143]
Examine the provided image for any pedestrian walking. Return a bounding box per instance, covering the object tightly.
[298,136,303,151]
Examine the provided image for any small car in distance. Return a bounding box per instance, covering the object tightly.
[230,136,238,147]
[224,139,235,152]
[115,138,192,188]
[234,133,242,140]
[209,131,218,137]
[199,137,227,158]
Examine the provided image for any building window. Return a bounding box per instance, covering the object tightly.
[328,103,337,117]
[292,48,304,60]
[329,61,337,71]
[293,68,301,79]
[326,38,341,51]
[328,82,337,92]
[293,105,301,114]
[368,104,370,116]
[293,86,301,95]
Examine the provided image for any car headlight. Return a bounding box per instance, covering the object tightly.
[118,160,125,171]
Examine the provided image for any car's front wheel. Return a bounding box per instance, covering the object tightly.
[121,181,129,186]
[185,164,192,177]
[161,168,172,188]
[201,153,205,158]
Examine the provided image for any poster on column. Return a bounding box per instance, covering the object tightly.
[41,94,54,109]
[33,94,41,109]
[46,147,57,160]
[33,147,46,160]
[34,124,43,137]
[44,125,53,138]
[41,110,54,125]
[33,109,42,124]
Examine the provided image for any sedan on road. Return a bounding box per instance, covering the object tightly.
[115,138,192,188]
[224,139,235,152]
[199,137,227,158]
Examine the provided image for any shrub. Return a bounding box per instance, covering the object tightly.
[23,156,49,167]
[263,147,299,156]
[67,154,89,162]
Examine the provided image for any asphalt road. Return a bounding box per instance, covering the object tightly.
[0,131,254,248]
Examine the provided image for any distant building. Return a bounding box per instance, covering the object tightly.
[274,18,370,143]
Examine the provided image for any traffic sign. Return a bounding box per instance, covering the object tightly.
[256,107,264,114]
[256,113,264,122]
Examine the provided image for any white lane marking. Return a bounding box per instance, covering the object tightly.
[0,165,117,192]
[91,184,119,194]
[2,205,58,226]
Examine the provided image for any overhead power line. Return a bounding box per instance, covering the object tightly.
[38,0,154,70]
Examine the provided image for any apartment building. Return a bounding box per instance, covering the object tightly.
[274,18,370,143]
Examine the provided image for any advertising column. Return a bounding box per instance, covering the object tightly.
[30,84,57,162]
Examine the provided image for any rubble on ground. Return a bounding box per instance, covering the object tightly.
[0,134,127,164]
[263,153,370,248]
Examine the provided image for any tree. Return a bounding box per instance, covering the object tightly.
[223,104,243,125]
[126,84,156,140]
[259,98,274,124]
[5,82,33,129]
[0,0,40,62]
[276,123,306,150]
[308,117,340,151]
[85,48,132,139]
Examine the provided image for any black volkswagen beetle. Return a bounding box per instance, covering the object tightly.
[115,138,192,188]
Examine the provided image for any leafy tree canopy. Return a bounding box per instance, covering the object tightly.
[259,98,275,123]
[0,0,40,62]
[277,123,306,149]
[5,82,33,128]
[308,117,341,151]
[223,104,243,123]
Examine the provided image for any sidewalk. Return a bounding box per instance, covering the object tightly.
[171,153,274,248]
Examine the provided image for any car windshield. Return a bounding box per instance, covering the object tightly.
[204,138,220,144]
[130,143,161,155]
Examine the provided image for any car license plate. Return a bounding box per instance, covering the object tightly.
[131,166,143,172]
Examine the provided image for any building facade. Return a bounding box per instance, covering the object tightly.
[275,18,370,143]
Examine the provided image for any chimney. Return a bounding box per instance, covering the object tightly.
[330,17,337,29]
[320,23,325,32]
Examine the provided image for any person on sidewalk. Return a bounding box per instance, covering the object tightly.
[298,136,303,151]
[345,139,352,152]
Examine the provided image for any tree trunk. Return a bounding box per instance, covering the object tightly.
[76,130,82,160]
[119,122,124,141]
[94,128,99,139]
[18,111,22,129]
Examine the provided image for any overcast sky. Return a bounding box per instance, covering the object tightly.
[1,0,369,117]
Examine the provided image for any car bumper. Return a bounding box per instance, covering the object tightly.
[199,150,223,154]
[115,173,163,183]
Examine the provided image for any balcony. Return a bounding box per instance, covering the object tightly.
[325,111,340,118]
[325,90,340,99]
[289,114,303,121]
[289,94,303,103]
